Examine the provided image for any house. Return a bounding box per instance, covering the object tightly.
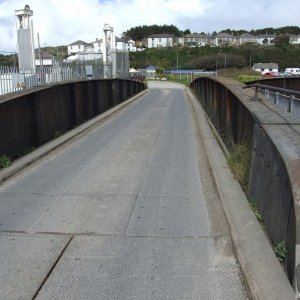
[127,39,137,52]
[35,50,55,66]
[210,33,236,46]
[67,40,93,55]
[290,35,300,45]
[92,38,103,53]
[256,34,276,45]
[252,63,279,75]
[116,37,127,51]
[183,34,210,47]
[236,33,257,45]
[147,34,174,48]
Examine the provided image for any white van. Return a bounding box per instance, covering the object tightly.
[285,68,300,75]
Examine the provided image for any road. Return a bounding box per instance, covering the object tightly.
[0,81,248,299]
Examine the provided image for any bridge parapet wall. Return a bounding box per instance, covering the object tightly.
[191,76,300,289]
[0,79,145,159]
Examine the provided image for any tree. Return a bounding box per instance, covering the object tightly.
[124,24,181,41]
[184,29,191,35]
[274,35,290,48]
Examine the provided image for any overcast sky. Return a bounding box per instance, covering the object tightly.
[0,0,299,53]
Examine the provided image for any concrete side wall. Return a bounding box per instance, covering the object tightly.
[190,76,300,285]
[0,79,145,159]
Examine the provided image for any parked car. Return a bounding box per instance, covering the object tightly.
[261,72,278,78]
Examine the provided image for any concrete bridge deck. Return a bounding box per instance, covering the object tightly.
[0,81,294,299]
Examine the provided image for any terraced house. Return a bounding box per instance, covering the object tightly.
[147,34,174,48]
[183,33,210,47]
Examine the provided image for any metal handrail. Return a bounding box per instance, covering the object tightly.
[243,83,300,99]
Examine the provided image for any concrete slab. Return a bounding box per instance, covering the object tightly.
[35,235,247,300]
[126,195,210,237]
[29,194,136,234]
[0,164,86,195]
[0,233,70,300]
[0,192,56,232]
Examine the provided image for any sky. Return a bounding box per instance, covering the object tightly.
[0,0,299,53]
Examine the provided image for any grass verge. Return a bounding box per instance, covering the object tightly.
[227,141,252,193]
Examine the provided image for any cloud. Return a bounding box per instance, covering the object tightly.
[0,0,299,53]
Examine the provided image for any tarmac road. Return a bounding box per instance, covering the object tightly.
[0,81,248,299]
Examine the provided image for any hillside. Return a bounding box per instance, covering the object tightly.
[124,24,300,42]
[129,44,300,71]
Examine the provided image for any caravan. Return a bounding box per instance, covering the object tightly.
[285,68,300,75]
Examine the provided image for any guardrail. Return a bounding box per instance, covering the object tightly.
[190,76,300,295]
[243,83,300,119]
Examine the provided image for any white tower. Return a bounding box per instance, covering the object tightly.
[103,24,116,78]
[15,4,35,70]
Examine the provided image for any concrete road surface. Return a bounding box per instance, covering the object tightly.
[0,81,248,299]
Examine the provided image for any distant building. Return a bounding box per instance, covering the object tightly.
[183,34,210,47]
[147,34,174,48]
[290,34,300,45]
[92,38,103,53]
[67,40,93,55]
[210,33,236,46]
[252,63,279,74]
[146,65,156,78]
[256,34,276,45]
[35,50,55,66]
[127,39,137,52]
[236,33,257,45]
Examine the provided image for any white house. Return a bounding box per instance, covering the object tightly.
[236,33,257,45]
[35,50,55,66]
[92,38,103,53]
[127,39,137,52]
[183,34,210,47]
[116,37,127,51]
[252,63,279,75]
[290,35,300,45]
[67,40,93,55]
[147,34,174,48]
[256,34,276,45]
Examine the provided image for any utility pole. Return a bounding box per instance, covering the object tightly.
[37,32,42,70]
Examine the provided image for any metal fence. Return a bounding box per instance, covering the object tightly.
[164,69,216,82]
[260,88,300,119]
[243,84,300,119]
[0,51,130,96]
[0,66,80,95]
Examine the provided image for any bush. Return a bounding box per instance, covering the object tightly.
[0,155,12,168]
